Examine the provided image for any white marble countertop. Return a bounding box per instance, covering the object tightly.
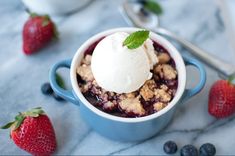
[0,0,235,155]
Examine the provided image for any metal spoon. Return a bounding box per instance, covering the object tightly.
[120,1,235,79]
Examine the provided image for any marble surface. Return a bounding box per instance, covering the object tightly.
[0,0,235,155]
[218,0,235,53]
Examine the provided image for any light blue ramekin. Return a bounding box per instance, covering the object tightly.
[49,27,206,141]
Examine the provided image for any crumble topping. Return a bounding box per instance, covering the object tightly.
[154,64,177,80]
[80,81,92,92]
[154,88,171,102]
[77,64,94,81]
[157,53,170,64]
[103,101,117,111]
[153,102,167,112]
[81,54,92,65]
[125,92,136,99]
[140,80,157,101]
[160,84,168,91]
[119,96,145,116]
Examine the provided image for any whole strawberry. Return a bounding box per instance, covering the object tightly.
[23,13,58,55]
[1,107,57,155]
[209,77,235,118]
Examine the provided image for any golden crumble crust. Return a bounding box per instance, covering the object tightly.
[81,54,92,65]
[119,96,145,116]
[154,64,177,80]
[160,84,168,91]
[80,81,92,92]
[153,102,167,111]
[103,101,117,111]
[140,80,157,101]
[126,92,136,98]
[157,53,170,64]
[154,88,172,102]
[76,64,94,81]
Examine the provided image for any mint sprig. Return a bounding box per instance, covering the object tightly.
[140,0,163,15]
[123,30,150,49]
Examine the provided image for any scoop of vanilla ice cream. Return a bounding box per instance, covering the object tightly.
[91,32,158,93]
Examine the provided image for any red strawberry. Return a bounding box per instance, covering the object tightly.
[1,107,57,155]
[208,77,235,118]
[23,13,58,55]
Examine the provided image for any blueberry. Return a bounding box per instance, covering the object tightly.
[181,145,198,156]
[163,140,178,154]
[41,83,53,95]
[53,93,64,101]
[199,143,216,156]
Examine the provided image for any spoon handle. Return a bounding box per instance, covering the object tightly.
[154,27,234,78]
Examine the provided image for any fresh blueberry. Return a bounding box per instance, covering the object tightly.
[53,93,64,101]
[163,140,178,154]
[181,145,198,156]
[199,143,216,156]
[41,82,53,95]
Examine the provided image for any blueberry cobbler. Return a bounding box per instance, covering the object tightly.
[76,31,178,118]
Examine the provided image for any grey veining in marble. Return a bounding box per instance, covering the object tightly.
[0,0,235,155]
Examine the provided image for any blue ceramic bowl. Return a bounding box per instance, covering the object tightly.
[49,28,206,141]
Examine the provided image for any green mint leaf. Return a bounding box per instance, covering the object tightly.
[143,0,163,15]
[123,30,150,49]
[1,121,15,129]
[56,73,65,89]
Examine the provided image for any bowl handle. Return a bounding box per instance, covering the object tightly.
[181,56,206,102]
[49,59,79,105]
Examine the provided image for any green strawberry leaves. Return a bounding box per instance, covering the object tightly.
[42,15,50,27]
[14,114,25,130]
[30,12,38,18]
[1,107,45,131]
[1,121,15,129]
[24,107,45,117]
[228,75,235,85]
[42,14,59,39]
[123,30,150,49]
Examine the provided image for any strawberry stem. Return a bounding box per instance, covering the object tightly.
[42,15,50,27]
[14,114,25,130]
[0,107,45,131]
[228,75,235,85]
[1,121,15,129]
[30,12,38,18]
